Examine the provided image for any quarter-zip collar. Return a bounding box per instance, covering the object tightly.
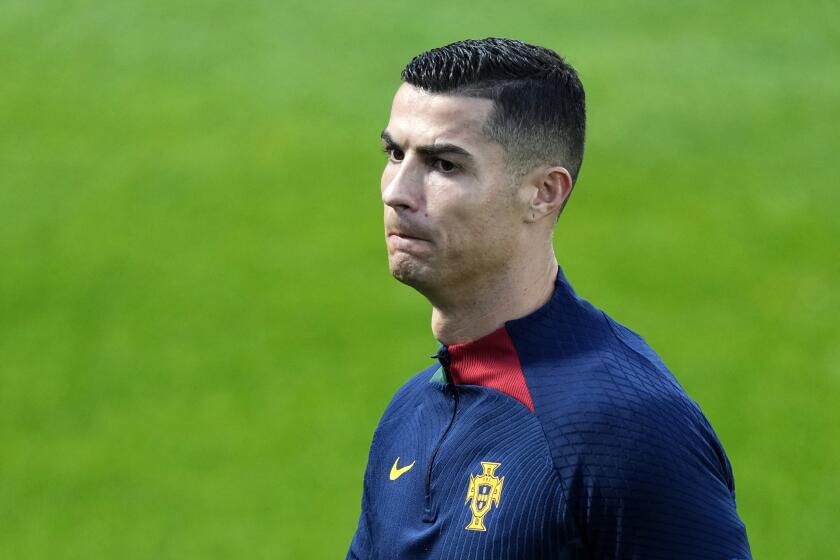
[431,266,579,413]
[420,265,584,525]
[444,326,534,412]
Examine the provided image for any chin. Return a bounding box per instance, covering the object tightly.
[389,255,435,289]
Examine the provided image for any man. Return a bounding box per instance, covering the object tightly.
[347,38,751,559]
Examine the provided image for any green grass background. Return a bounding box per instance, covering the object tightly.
[2,0,838,557]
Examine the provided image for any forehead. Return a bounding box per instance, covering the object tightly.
[385,83,495,148]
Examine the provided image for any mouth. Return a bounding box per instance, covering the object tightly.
[387,229,430,243]
[386,230,432,254]
[388,232,426,241]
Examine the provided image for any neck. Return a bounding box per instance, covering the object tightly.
[430,248,558,345]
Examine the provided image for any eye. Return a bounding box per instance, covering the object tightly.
[384,146,405,163]
[432,158,457,173]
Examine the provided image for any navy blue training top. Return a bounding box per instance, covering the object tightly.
[347,267,751,559]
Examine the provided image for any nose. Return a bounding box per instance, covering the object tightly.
[381,157,422,213]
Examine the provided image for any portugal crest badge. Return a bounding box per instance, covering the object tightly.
[464,461,504,531]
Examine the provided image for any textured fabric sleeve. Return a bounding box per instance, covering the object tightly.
[561,393,752,560]
[346,456,374,560]
[346,419,381,560]
[346,509,372,560]
[345,366,436,559]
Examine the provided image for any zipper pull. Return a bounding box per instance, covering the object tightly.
[432,346,453,385]
[438,347,451,370]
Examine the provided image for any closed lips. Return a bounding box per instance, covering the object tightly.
[389,231,429,241]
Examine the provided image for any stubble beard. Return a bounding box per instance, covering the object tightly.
[389,248,486,307]
[388,223,520,305]
[389,252,436,291]
[388,249,466,308]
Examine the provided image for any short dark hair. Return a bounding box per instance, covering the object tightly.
[401,38,586,186]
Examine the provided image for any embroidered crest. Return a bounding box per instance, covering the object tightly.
[464,461,504,531]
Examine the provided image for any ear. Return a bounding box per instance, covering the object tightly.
[523,166,574,223]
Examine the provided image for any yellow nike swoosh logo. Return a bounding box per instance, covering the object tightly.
[389,457,416,480]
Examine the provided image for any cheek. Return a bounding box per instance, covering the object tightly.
[431,195,492,252]
[464,195,521,252]
[425,182,473,233]
[425,176,518,251]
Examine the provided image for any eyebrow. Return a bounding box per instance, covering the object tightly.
[380,130,474,159]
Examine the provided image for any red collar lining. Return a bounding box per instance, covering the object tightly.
[446,327,535,412]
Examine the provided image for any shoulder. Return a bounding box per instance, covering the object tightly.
[361,362,438,472]
[376,362,439,425]
[529,309,734,492]
[508,274,750,554]
[536,313,748,555]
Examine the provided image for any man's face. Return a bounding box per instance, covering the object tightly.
[381,83,527,295]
